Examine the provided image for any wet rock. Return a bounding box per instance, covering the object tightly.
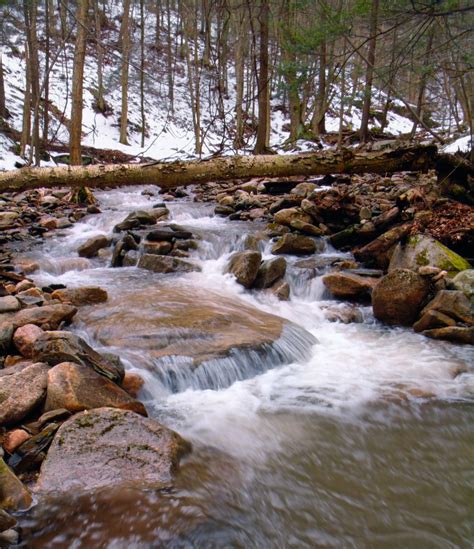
[13,324,45,358]
[389,234,471,275]
[372,269,431,326]
[2,429,31,454]
[0,322,14,353]
[114,210,157,232]
[420,290,474,325]
[121,372,145,398]
[137,254,200,274]
[413,310,457,333]
[321,304,364,324]
[26,409,72,434]
[0,457,32,511]
[243,235,261,251]
[111,234,139,267]
[77,235,111,258]
[272,233,317,255]
[147,227,193,241]
[225,251,262,289]
[322,272,376,300]
[0,297,20,314]
[143,241,173,255]
[290,182,318,197]
[0,212,19,229]
[32,331,124,383]
[51,287,108,306]
[44,362,147,416]
[452,269,474,303]
[2,304,77,330]
[289,219,323,236]
[7,422,59,473]
[274,208,312,227]
[122,250,139,266]
[0,510,16,531]
[0,363,49,426]
[264,222,290,237]
[422,326,474,345]
[14,280,35,293]
[300,198,323,222]
[254,257,286,289]
[149,207,170,221]
[354,223,412,269]
[268,279,290,301]
[37,408,191,493]
[0,529,19,546]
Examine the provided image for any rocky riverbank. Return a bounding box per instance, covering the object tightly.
[0,167,473,544]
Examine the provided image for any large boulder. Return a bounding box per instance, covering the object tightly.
[452,270,474,303]
[36,408,191,493]
[137,254,200,274]
[420,290,474,326]
[32,331,124,383]
[0,363,49,426]
[51,287,108,306]
[254,257,286,289]
[0,457,32,511]
[1,304,77,330]
[77,235,111,258]
[372,269,431,326]
[389,234,471,275]
[225,251,262,288]
[44,362,146,416]
[322,272,376,300]
[272,233,317,255]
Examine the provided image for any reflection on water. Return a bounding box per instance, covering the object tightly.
[19,186,474,548]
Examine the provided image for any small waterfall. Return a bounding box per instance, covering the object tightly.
[145,323,317,393]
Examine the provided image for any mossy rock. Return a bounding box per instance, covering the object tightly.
[389,234,471,276]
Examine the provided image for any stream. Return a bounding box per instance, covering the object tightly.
[18,187,473,548]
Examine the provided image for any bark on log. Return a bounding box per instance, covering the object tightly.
[0,144,439,194]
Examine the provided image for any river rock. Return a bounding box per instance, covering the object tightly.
[77,235,111,258]
[225,251,262,288]
[420,290,474,325]
[0,530,19,545]
[114,210,157,231]
[289,219,323,236]
[268,279,290,301]
[254,257,286,289]
[32,331,124,383]
[7,422,59,473]
[2,429,31,454]
[0,322,13,353]
[121,372,145,397]
[0,510,16,531]
[389,234,471,275]
[272,233,317,255]
[0,296,21,314]
[51,287,108,306]
[149,207,170,221]
[36,408,191,493]
[413,310,457,333]
[137,254,200,274]
[274,208,312,227]
[422,326,474,345]
[0,363,49,426]
[2,304,77,330]
[13,324,44,357]
[44,362,147,416]
[147,227,193,241]
[372,269,431,326]
[290,182,318,197]
[321,304,364,324]
[0,457,32,511]
[452,269,474,303]
[143,241,173,255]
[322,272,376,300]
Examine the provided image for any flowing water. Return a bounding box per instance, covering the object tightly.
[18,187,473,548]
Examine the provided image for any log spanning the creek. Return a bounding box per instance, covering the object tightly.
[0,143,448,194]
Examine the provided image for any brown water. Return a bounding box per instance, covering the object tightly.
[20,187,473,548]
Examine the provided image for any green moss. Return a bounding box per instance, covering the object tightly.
[416,249,430,266]
[435,241,471,275]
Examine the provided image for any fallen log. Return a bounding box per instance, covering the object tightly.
[0,144,439,194]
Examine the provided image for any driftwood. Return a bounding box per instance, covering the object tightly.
[0,143,446,194]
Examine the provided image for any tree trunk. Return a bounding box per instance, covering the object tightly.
[20,45,31,158]
[24,0,40,166]
[140,0,146,148]
[254,0,270,154]
[93,0,106,113]
[360,0,379,143]
[69,0,89,166]
[119,0,131,145]
[0,54,6,119]
[0,145,441,194]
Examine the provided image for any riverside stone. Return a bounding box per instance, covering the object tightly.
[274,208,312,227]
[44,362,147,416]
[0,363,49,426]
[422,326,474,345]
[372,269,431,326]
[254,257,286,289]
[32,331,124,383]
[322,272,376,300]
[2,429,31,454]
[36,408,191,493]
[137,254,200,274]
[0,457,32,511]
[420,290,474,326]
[272,233,317,255]
[13,324,44,357]
[226,251,262,288]
[77,235,111,258]
[452,270,474,303]
[413,310,457,333]
[1,304,77,330]
[0,322,13,353]
[0,296,21,314]
[51,287,108,306]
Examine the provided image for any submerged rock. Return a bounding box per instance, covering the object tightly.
[36,407,191,493]
[137,254,200,274]
[372,269,431,326]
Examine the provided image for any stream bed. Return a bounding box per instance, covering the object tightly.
[18,187,473,548]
